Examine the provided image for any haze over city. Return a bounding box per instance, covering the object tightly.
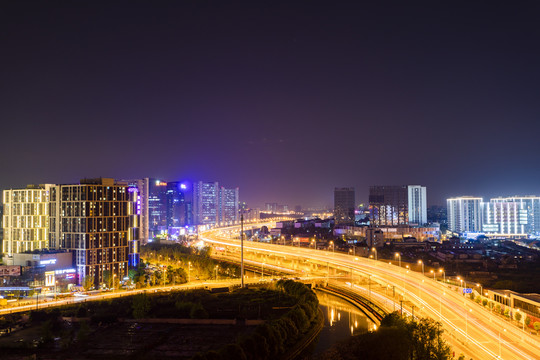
[2,1,540,207]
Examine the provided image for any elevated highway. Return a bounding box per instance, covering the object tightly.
[202,224,540,360]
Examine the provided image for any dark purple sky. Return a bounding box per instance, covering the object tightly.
[2,1,540,208]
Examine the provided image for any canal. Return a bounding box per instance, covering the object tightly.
[302,289,376,358]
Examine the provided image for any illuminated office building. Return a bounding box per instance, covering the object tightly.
[483,196,540,235]
[446,197,483,233]
[408,185,427,226]
[2,184,54,257]
[334,188,356,225]
[219,187,239,225]
[166,181,185,228]
[123,178,149,245]
[369,186,408,226]
[48,178,140,286]
[148,179,168,236]
[194,181,219,225]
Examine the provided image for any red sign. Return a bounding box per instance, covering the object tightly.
[0,266,21,276]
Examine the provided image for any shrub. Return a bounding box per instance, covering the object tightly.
[190,303,209,319]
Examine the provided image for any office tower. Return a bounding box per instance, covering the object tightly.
[481,196,540,235]
[166,182,185,228]
[123,178,149,245]
[219,187,239,225]
[180,181,194,227]
[193,181,219,225]
[407,185,427,226]
[482,200,527,235]
[446,197,483,233]
[2,184,54,257]
[148,179,168,236]
[334,187,356,225]
[369,186,408,226]
[48,178,139,286]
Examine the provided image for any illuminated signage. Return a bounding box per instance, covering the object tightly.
[55,268,76,275]
[40,259,57,265]
[155,180,167,186]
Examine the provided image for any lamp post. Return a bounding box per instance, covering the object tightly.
[439,268,445,283]
[55,281,58,301]
[465,308,472,343]
[476,283,483,299]
[430,269,435,280]
[188,261,191,283]
[329,241,334,253]
[395,253,401,268]
[241,213,245,288]
[215,265,219,281]
[371,247,377,261]
[418,260,424,276]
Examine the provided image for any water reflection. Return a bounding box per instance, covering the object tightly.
[309,290,375,357]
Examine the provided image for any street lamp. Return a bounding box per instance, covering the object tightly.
[418,260,424,276]
[371,247,377,261]
[430,269,435,280]
[311,239,316,249]
[439,268,445,283]
[476,283,483,298]
[395,253,401,268]
[188,261,192,283]
[465,308,472,342]
[215,265,219,281]
[499,328,506,358]
[329,241,335,253]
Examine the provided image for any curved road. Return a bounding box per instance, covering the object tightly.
[202,224,540,360]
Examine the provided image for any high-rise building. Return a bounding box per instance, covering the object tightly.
[193,181,219,225]
[334,187,356,225]
[48,178,139,286]
[446,197,483,233]
[369,186,408,226]
[407,185,427,226]
[166,182,185,229]
[2,184,54,257]
[123,178,149,245]
[481,196,540,236]
[219,187,239,225]
[148,179,168,236]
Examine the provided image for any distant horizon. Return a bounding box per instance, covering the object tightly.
[4,175,540,210]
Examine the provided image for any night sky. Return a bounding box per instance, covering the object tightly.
[2,2,540,208]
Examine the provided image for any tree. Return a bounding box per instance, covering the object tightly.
[533,322,540,333]
[515,312,522,323]
[82,276,95,291]
[103,270,113,289]
[525,316,531,327]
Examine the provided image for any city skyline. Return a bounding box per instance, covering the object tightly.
[2,2,540,208]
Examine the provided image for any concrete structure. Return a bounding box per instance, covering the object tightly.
[48,178,140,287]
[447,197,483,233]
[334,187,355,225]
[2,184,54,257]
[408,185,427,226]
